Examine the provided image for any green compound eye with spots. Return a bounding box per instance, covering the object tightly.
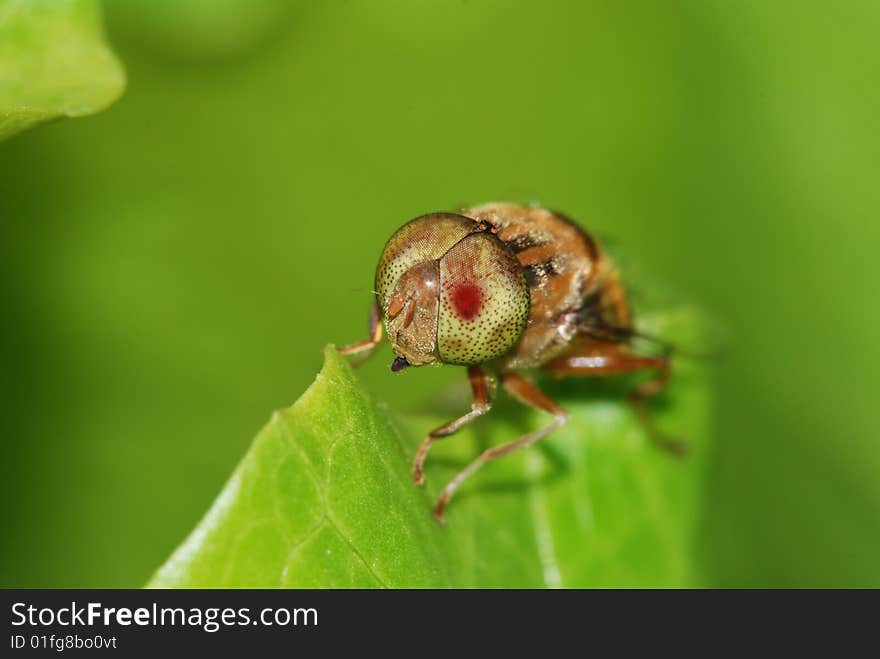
[375,213,529,368]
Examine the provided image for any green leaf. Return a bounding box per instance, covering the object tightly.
[150,306,713,588]
[0,0,125,140]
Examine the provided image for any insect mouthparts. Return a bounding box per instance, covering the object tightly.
[390,356,410,372]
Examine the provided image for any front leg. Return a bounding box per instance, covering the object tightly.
[412,366,493,486]
[339,300,383,364]
[432,372,569,523]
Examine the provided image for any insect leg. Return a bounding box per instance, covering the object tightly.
[432,373,568,523]
[338,300,383,364]
[626,356,685,456]
[541,340,684,456]
[412,366,492,486]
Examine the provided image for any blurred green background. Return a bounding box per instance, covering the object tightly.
[1,0,878,587]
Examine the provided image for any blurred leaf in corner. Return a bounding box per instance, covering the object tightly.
[0,0,125,141]
[106,0,297,63]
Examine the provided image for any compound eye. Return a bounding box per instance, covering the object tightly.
[437,232,529,365]
[374,213,477,367]
[375,213,477,310]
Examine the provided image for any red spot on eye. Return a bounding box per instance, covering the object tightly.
[450,283,482,320]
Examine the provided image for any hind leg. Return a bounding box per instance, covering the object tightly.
[542,340,685,456]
